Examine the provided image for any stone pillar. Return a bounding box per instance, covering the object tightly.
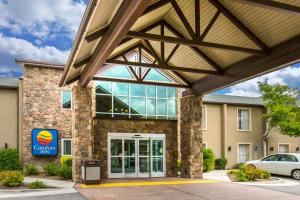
[72,84,93,182]
[180,95,203,178]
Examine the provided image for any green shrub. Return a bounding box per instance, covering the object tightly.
[203,148,215,172]
[1,171,24,187]
[24,164,39,176]
[233,163,244,169]
[60,155,72,167]
[0,149,21,171]
[43,163,59,176]
[28,180,47,189]
[58,165,72,179]
[176,160,182,172]
[228,164,271,182]
[215,158,228,170]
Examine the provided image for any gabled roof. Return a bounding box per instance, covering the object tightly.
[59,0,300,95]
[0,78,19,89]
[203,93,300,107]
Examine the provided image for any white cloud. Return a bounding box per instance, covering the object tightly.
[0,0,86,39]
[225,66,300,97]
[0,33,69,64]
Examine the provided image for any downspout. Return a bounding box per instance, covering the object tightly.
[262,121,271,157]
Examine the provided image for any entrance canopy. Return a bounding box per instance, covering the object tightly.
[59,0,300,95]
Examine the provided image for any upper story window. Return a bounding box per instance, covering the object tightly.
[201,105,207,130]
[95,81,177,120]
[61,90,72,109]
[237,108,251,131]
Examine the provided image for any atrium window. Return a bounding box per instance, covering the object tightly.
[61,90,72,109]
[95,81,177,120]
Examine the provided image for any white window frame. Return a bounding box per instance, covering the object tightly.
[278,143,291,153]
[61,138,72,156]
[237,143,252,163]
[237,107,252,131]
[202,105,207,131]
[61,90,72,110]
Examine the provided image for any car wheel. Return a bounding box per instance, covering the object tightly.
[292,169,300,180]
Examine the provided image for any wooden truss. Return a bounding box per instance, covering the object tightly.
[69,0,300,92]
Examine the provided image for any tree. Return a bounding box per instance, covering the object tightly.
[258,81,300,137]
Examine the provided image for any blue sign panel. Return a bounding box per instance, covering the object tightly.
[32,129,58,156]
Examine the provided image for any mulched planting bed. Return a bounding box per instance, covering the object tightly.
[0,183,55,190]
[27,172,72,181]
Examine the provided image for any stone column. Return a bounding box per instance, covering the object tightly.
[180,95,203,178]
[72,84,93,182]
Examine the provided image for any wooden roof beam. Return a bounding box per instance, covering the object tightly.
[79,0,151,87]
[105,59,221,75]
[93,77,190,88]
[209,0,269,54]
[127,31,266,55]
[184,34,300,96]
[236,0,300,16]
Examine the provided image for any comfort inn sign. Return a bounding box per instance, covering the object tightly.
[32,129,58,156]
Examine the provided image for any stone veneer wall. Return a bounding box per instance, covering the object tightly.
[93,119,178,178]
[22,66,72,167]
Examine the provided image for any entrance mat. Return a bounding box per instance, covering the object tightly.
[80,179,218,188]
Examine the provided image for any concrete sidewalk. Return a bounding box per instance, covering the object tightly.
[203,170,231,182]
[0,177,77,198]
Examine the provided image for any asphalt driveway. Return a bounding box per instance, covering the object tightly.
[77,180,300,200]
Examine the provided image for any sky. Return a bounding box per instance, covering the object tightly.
[0,0,299,97]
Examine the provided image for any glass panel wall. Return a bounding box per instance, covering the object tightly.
[95,81,177,120]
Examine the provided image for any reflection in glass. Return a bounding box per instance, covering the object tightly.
[130,97,145,114]
[95,81,111,94]
[146,85,156,98]
[152,157,163,172]
[61,91,71,109]
[96,95,112,113]
[146,98,156,116]
[111,157,122,173]
[125,157,135,173]
[157,99,167,115]
[139,140,150,156]
[113,82,129,96]
[167,87,176,99]
[139,157,150,173]
[167,99,176,116]
[131,84,145,97]
[152,140,163,156]
[111,139,122,156]
[157,86,166,98]
[144,69,171,82]
[114,96,129,114]
[102,65,134,79]
[125,140,135,156]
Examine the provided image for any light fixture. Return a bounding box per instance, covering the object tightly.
[270,147,274,152]
[227,146,231,152]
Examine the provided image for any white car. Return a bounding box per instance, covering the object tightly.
[246,153,300,180]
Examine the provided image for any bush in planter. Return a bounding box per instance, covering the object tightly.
[43,163,60,176]
[28,180,47,189]
[203,148,215,172]
[215,158,228,170]
[233,163,244,169]
[58,165,72,179]
[228,164,271,182]
[24,164,39,176]
[60,155,72,167]
[1,171,24,187]
[0,149,21,171]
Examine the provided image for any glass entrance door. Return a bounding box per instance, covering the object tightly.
[108,133,165,178]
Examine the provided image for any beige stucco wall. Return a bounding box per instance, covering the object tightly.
[267,129,300,154]
[202,104,222,158]
[0,88,18,149]
[225,105,265,167]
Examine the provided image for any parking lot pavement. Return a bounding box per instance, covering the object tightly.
[77,181,300,200]
[3,193,86,200]
[252,176,300,196]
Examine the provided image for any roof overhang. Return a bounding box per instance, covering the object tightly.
[60,0,300,94]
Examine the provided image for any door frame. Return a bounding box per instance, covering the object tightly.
[107,133,166,178]
[237,143,252,163]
